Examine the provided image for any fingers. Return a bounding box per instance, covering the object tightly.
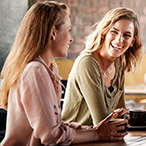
[114,107,129,118]
[100,127,127,141]
[111,130,127,137]
[108,123,127,133]
[109,132,127,141]
[109,119,129,127]
[95,109,129,141]
[106,125,128,141]
[102,107,129,125]
[115,124,128,132]
[112,112,119,119]
[95,121,128,141]
[102,112,119,124]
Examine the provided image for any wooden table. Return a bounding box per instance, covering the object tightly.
[71,131,146,146]
[125,84,146,96]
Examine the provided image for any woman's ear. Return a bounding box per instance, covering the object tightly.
[130,37,135,47]
[51,26,57,41]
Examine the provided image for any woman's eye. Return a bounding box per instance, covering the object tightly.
[69,29,72,32]
[124,34,131,38]
[111,30,118,34]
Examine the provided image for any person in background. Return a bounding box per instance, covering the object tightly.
[62,7,143,126]
[0,1,129,146]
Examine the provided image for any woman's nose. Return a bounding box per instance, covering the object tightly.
[115,34,124,43]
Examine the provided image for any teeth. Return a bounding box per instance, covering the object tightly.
[112,44,123,50]
[67,45,69,48]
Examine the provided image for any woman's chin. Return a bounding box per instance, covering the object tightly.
[58,53,68,58]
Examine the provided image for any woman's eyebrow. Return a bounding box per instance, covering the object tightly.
[112,27,133,34]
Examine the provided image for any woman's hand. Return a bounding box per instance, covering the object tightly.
[114,107,130,119]
[94,112,129,141]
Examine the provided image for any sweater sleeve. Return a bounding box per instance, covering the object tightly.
[76,56,107,125]
[20,64,76,145]
[115,70,125,108]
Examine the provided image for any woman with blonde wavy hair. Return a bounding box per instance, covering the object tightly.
[62,7,143,126]
[0,1,129,146]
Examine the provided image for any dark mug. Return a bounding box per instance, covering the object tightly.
[108,118,128,133]
[130,110,146,126]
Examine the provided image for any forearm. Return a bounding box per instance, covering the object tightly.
[72,111,128,144]
[72,129,98,144]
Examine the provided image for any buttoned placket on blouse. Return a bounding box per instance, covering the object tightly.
[35,56,62,107]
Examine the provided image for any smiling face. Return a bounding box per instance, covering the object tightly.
[101,19,135,59]
[51,16,73,58]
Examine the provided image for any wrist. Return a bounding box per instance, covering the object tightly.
[94,129,100,141]
[80,125,93,130]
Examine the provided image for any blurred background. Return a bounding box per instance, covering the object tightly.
[0,0,146,71]
[0,0,146,142]
[1,0,146,104]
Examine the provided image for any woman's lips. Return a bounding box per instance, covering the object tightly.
[111,43,123,51]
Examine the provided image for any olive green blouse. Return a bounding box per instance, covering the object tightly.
[62,52,125,126]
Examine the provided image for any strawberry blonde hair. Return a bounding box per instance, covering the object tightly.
[0,1,70,109]
[85,7,143,72]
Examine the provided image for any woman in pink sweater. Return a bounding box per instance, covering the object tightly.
[0,1,128,145]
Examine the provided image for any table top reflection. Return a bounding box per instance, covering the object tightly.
[71,131,146,146]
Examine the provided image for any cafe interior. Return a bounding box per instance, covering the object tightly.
[0,0,146,145]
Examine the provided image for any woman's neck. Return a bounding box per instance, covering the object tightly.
[93,50,115,74]
[40,48,54,67]
[94,49,116,88]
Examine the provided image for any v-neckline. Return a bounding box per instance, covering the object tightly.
[92,53,118,93]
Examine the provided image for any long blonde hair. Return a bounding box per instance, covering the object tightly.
[85,7,143,72]
[0,1,70,109]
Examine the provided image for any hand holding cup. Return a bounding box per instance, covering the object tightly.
[108,118,129,133]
